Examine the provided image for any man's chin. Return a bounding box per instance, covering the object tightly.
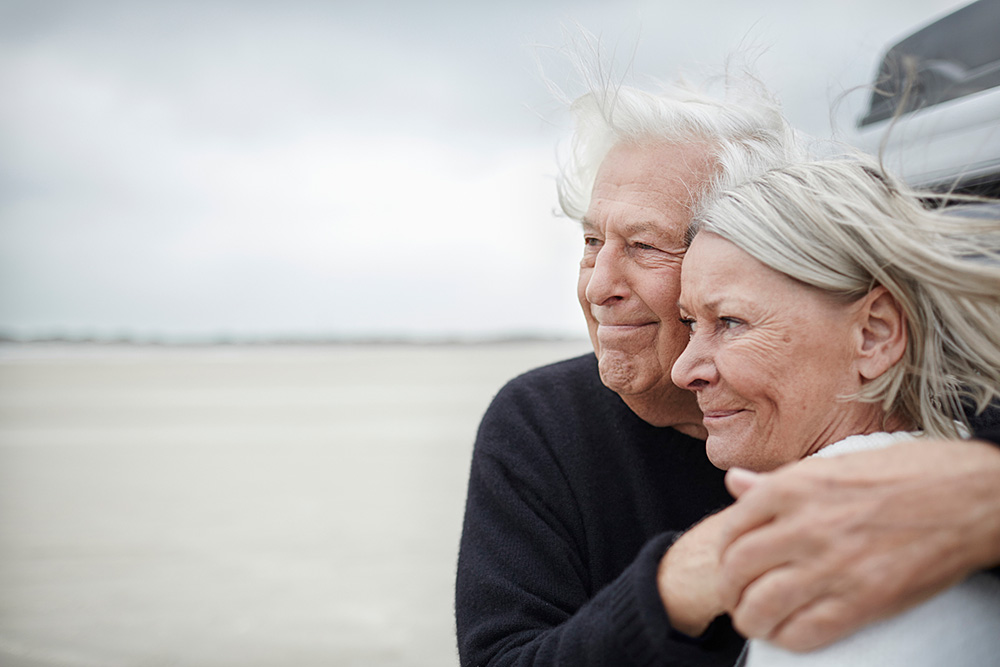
[596,353,652,395]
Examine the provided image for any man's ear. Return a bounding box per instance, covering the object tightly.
[855,286,907,381]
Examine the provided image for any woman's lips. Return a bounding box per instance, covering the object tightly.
[702,409,745,421]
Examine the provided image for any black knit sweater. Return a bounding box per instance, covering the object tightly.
[456,353,1000,667]
[456,354,742,666]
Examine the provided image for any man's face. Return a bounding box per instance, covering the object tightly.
[578,141,714,432]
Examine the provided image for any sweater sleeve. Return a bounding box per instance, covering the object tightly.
[973,427,1000,447]
[455,373,740,667]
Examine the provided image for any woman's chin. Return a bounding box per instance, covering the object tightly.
[705,435,745,471]
[705,435,779,472]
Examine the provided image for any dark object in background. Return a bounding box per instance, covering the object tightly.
[856,0,1000,195]
[860,0,1000,127]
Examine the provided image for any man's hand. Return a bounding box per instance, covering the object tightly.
[658,510,728,637]
[715,439,1000,652]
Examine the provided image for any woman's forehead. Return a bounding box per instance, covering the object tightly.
[681,233,827,311]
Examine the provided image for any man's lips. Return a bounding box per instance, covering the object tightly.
[594,322,656,343]
[595,322,656,330]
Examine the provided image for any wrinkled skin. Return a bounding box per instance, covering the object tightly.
[580,144,1000,653]
[578,141,714,437]
[671,232,897,472]
[664,235,1000,650]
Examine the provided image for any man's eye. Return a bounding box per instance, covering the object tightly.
[721,317,742,330]
[633,242,655,250]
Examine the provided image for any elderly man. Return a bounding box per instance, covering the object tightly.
[455,77,1000,667]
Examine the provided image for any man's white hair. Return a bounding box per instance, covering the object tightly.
[556,66,806,221]
[693,155,1000,438]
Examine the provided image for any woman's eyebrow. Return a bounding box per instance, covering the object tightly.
[677,296,726,311]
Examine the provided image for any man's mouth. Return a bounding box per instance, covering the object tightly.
[595,322,656,342]
[595,321,655,330]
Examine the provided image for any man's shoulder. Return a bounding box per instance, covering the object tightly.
[479,352,649,446]
[493,352,614,412]
[505,352,601,389]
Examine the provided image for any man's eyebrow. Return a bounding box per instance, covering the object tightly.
[580,218,680,238]
[623,221,688,244]
[622,221,668,236]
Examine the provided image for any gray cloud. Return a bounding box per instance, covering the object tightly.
[0,0,973,340]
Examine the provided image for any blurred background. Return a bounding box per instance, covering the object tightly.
[0,0,979,665]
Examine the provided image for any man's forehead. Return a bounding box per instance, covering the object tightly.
[580,217,683,238]
[581,189,692,241]
[583,144,712,232]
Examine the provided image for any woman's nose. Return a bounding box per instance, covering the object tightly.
[671,333,715,390]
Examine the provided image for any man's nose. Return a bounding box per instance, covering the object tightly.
[585,244,630,306]
[671,332,716,391]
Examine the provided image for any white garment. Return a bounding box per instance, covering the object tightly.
[742,431,1000,667]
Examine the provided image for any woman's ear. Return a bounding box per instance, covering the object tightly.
[855,286,907,381]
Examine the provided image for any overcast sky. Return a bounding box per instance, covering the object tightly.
[0,0,974,342]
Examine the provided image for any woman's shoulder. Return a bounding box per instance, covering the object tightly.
[745,573,1000,667]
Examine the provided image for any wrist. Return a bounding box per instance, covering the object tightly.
[658,532,723,637]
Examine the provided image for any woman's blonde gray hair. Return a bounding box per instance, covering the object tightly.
[693,155,1000,438]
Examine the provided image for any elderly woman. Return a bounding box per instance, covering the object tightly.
[670,156,1000,665]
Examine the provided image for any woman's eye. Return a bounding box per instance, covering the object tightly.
[721,317,742,330]
[584,237,602,247]
[679,318,697,333]
[633,241,655,250]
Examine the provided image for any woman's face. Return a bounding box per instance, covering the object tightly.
[671,232,883,472]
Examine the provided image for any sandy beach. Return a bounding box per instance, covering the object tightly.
[0,340,592,667]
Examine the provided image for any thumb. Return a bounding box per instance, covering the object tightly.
[725,468,760,498]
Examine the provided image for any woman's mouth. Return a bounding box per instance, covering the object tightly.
[702,409,746,421]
